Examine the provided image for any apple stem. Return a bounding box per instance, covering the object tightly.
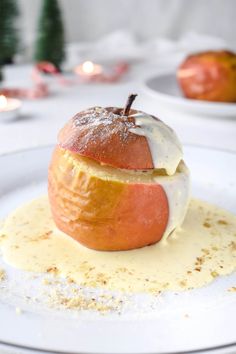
[123,94,137,116]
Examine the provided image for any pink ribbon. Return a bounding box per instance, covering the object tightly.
[0,61,129,99]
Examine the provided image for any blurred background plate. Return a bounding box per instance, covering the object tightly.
[142,73,236,118]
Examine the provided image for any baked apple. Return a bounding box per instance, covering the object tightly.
[48,95,190,251]
[177,50,236,102]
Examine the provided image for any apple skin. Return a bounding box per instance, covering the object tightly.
[48,146,169,251]
[177,50,236,102]
[58,107,155,170]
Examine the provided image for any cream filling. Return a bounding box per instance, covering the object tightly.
[156,163,190,241]
[129,113,183,176]
[128,113,189,238]
[0,197,236,293]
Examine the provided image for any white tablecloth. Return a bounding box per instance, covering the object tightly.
[1,64,236,155]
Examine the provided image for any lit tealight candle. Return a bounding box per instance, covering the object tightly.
[74,61,103,81]
[0,95,22,121]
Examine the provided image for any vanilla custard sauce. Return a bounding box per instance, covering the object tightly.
[130,113,183,176]
[154,162,190,241]
[0,196,236,293]
[129,112,190,240]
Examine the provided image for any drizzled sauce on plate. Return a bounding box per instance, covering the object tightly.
[1,196,235,293]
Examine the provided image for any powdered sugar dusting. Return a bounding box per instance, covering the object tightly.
[58,106,181,170]
[72,107,136,143]
[58,106,153,170]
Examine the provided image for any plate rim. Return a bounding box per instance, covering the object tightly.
[143,72,236,116]
[0,338,236,354]
[0,144,236,354]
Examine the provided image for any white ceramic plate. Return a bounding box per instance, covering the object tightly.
[142,73,236,117]
[0,145,236,354]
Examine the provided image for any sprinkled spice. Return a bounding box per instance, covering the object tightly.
[230,241,236,251]
[228,287,236,292]
[42,280,129,314]
[211,245,219,251]
[0,233,6,243]
[201,248,210,255]
[195,267,201,272]
[203,222,211,228]
[46,267,59,274]
[179,280,187,287]
[217,219,228,225]
[211,271,219,278]
[0,269,6,281]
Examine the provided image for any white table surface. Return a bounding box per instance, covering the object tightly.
[0,64,236,155]
[0,64,236,354]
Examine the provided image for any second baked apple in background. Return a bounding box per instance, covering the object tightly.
[177,50,236,103]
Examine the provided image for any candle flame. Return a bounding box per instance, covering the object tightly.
[82,61,95,74]
[0,95,8,109]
